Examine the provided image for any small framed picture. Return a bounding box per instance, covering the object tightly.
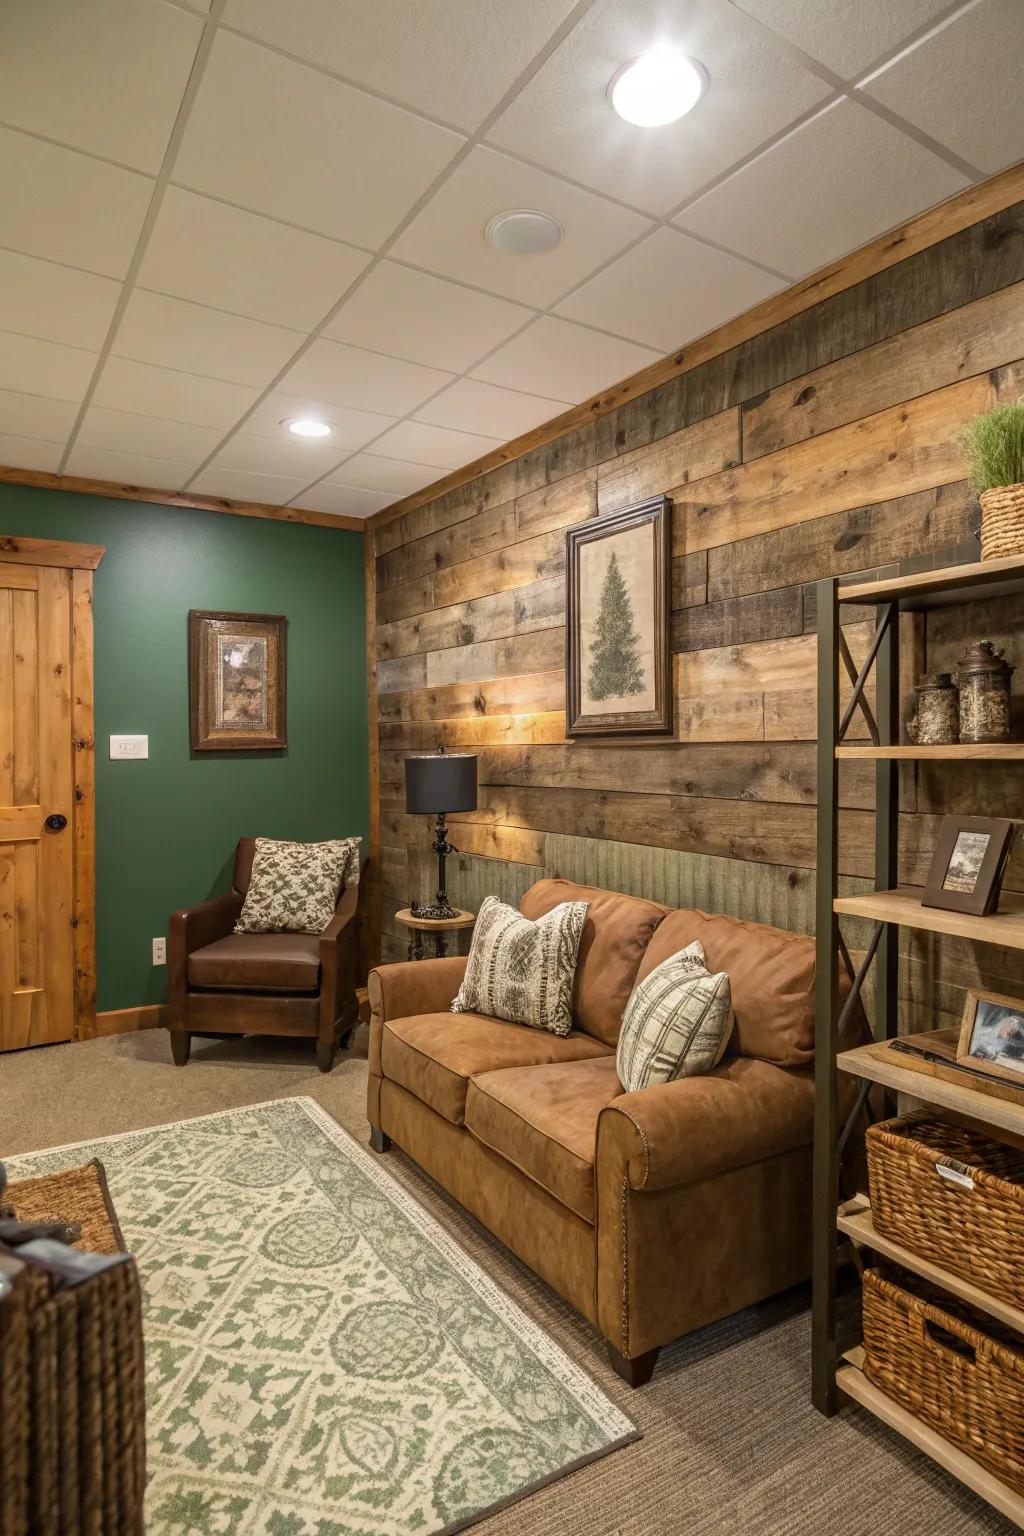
[921,815,1016,916]
[957,988,1024,1086]
[565,495,672,738]
[189,610,287,751]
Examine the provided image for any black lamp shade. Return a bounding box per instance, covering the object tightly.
[405,753,477,815]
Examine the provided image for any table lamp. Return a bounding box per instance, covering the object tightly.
[404,748,478,919]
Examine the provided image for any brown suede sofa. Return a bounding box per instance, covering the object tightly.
[368,878,850,1386]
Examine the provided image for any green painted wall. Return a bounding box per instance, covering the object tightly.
[1,486,368,1012]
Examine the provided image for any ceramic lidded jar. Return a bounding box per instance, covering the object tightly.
[957,641,1014,743]
[908,673,959,745]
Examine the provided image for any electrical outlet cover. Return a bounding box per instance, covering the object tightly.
[152,937,166,965]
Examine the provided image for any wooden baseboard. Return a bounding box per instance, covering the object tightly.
[85,1004,168,1038]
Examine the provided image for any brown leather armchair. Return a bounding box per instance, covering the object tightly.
[168,837,361,1072]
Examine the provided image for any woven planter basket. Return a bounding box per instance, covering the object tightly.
[980,482,1024,560]
[866,1113,1024,1308]
[863,1266,1024,1494]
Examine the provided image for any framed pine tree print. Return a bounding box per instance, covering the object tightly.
[565,495,672,737]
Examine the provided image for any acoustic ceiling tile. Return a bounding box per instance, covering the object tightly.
[279,338,454,417]
[415,377,569,438]
[0,129,152,279]
[556,226,781,350]
[863,0,1024,175]
[174,31,464,248]
[325,452,440,496]
[75,405,224,463]
[675,99,968,279]
[391,146,651,307]
[369,418,506,469]
[222,0,580,131]
[0,331,98,403]
[0,433,63,473]
[0,0,203,174]
[139,187,371,331]
[0,388,79,444]
[0,250,121,353]
[112,289,304,388]
[731,0,954,79]
[244,391,397,451]
[488,0,830,215]
[471,315,660,402]
[188,464,315,503]
[291,481,395,517]
[210,432,343,478]
[324,261,532,373]
[64,443,200,490]
[91,357,262,431]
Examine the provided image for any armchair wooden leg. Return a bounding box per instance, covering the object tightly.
[169,1029,192,1067]
[606,1343,660,1388]
[316,1036,337,1073]
[369,1126,391,1154]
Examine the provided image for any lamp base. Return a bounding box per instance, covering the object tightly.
[410,896,461,921]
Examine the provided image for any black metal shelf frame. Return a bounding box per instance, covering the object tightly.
[812,577,899,1416]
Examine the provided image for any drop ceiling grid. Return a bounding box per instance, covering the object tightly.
[0,0,1011,516]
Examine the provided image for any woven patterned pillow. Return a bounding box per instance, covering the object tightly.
[234,837,360,935]
[451,894,589,1036]
[616,940,733,1092]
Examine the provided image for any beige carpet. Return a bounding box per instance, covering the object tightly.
[1,1026,1012,1536]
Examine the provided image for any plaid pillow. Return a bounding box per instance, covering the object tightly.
[234,837,360,935]
[616,941,733,1092]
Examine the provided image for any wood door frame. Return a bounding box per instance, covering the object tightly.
[1,534,105,1038]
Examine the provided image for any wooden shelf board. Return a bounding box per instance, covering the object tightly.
[837,1040,1024,1138]
[836,743,1024,760]
[837,1199,1024,1333]
[833,887,1024,950]
[837,1350,1024,1526]
[838,554,1024,610]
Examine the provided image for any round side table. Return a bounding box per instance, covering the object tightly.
[394,907,475,961]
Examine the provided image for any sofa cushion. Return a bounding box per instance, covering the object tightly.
[466,1057,624,1222]
[635,909,816,1068]
[379,1012,612,1125]
[187,932,320,992]
[519,878,667,1047]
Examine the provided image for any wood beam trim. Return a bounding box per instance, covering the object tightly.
[368,161,1024,531]
[0,465,366,534]
[0,534,105,569]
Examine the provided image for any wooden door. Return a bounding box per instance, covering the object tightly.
[0,539,102,1049]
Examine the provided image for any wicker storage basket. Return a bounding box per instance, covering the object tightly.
[0,1162,145,1536]
[866,1113,1024,1308]
[980,483,1024,560]
[863,1265,1024,1493]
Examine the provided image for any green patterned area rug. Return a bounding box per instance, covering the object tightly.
[6,1097,636,1534]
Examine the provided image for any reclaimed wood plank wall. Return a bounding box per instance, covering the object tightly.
[368,192,1024,1024]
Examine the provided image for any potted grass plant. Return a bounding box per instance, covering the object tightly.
[963,398,1024,560]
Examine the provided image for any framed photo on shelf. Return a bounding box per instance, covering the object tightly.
[189,609,287,752]
[565,495,672,738]
[957,988,1024,1087]
[921,815,1016,917]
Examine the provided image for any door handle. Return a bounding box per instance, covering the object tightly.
[44,813,68,832]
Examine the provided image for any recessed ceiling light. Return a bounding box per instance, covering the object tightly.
[609,48,707,127]
[282,417,333,439]
[485,209,564,256]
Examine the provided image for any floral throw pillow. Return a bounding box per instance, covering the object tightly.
[451,895,589,1036]
[234,837,361,935]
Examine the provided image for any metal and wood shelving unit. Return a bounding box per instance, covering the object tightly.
[812,553,1024,1529]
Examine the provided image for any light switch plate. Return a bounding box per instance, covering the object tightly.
[109,734,148,760]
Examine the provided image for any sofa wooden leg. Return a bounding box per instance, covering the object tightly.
[169,1029,191,1067]
[369,1126,391,1154]
[607,1343,660,1388]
